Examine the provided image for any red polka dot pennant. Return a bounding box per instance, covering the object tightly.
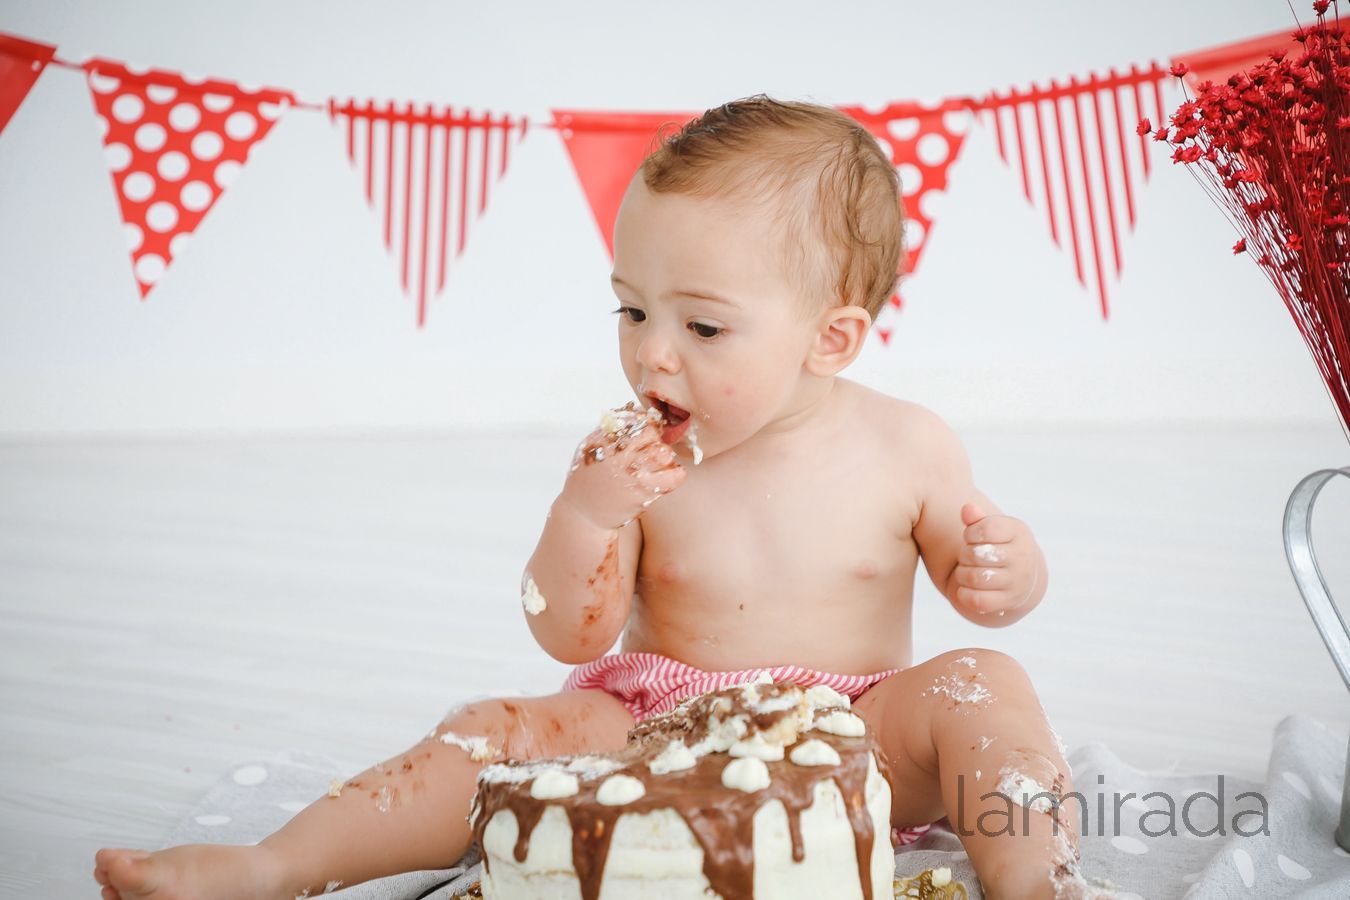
[838,101,973,315]
[83,59,293,297]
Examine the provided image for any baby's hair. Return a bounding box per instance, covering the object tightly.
[641,94,906,321]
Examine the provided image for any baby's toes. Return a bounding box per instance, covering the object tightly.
[101,850,158,896]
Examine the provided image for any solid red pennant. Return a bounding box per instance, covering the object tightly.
[553,110,698,259]
[1172,28,1305,93]
[330,100,528,327]
[0,33,55,139]
[84,58,293,298]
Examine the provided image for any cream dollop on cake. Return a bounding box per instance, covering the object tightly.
[468,681,896,900]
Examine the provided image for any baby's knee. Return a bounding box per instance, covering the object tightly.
[433,697,545,762]
[934,647,1027,683]
[433,695,603,762]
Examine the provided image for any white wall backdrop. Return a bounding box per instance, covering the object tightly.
[0,0,1334,437]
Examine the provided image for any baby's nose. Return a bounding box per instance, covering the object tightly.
[636,333,680,375]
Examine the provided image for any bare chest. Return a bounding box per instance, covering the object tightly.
[634,445,921,607]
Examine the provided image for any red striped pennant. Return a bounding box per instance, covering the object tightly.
[978,64,1172,319]
[330,100,528,327]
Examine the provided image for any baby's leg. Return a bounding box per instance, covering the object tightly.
[854,649,1085,900]
[94,689,635,900]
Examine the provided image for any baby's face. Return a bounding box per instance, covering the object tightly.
[610,175,823,460]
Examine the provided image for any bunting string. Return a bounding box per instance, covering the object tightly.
[0,28,1288,333]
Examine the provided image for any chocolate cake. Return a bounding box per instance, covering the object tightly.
[468,678,896,900]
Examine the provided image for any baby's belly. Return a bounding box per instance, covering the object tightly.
[619,583,914,675]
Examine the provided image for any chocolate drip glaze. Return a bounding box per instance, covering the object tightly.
[470,682,893,900]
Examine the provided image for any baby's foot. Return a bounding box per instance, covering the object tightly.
[94,843,286,900]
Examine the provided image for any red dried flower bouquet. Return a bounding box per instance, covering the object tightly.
[1144,1,1350,439]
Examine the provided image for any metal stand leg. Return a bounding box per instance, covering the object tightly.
[1282,467,1350,851]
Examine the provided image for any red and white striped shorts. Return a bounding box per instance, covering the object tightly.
[560,651,931,846]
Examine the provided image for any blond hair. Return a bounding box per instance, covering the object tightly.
[641,95,905,321]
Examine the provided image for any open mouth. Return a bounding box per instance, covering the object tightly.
[645,393,693,445]
[648,396,690,425]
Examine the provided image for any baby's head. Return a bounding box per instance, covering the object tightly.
[639,95,905,321]
[611,95,904,459]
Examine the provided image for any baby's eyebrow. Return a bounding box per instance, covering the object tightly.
[610,275,740,309]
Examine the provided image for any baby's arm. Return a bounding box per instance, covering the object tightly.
[521,411,684,664]
[910,408,1048,627]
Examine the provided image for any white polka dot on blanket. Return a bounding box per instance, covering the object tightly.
[1110,835,1148,854]
[279,801,307,813]
[232,764,268,786]
[1281,771,1312,799]
[1231,848,1255,888]
[1334,845,1350,858]
[1121,796,1149,813]
[1319,775,1341,803]
[1277,854,1311,880]
[194,814,231,826]
[1182,872,1201,883]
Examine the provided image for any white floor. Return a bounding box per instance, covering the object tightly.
[3,424,1350,898]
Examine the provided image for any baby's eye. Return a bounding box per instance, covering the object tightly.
[612,306,646,324]
[688,321,722,340]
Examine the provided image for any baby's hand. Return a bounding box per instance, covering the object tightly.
[950,503,1042,617]
[558,403,687,530]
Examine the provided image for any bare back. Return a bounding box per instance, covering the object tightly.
[621,378,928,674]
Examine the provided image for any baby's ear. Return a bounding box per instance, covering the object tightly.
[805,304,871,376]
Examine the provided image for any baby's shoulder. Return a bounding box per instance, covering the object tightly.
[837,379,950,445]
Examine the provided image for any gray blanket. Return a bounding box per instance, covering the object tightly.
[168,714,1350,898]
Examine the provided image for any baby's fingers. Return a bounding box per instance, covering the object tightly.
[962,515,1020,545]
[960,542,1010,567]
[952,563,1012,593]
[637,459,686,498]
[953,584,1016,615]
[625,441,676,475]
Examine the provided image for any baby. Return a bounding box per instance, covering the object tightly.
[95,96,1090,899]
